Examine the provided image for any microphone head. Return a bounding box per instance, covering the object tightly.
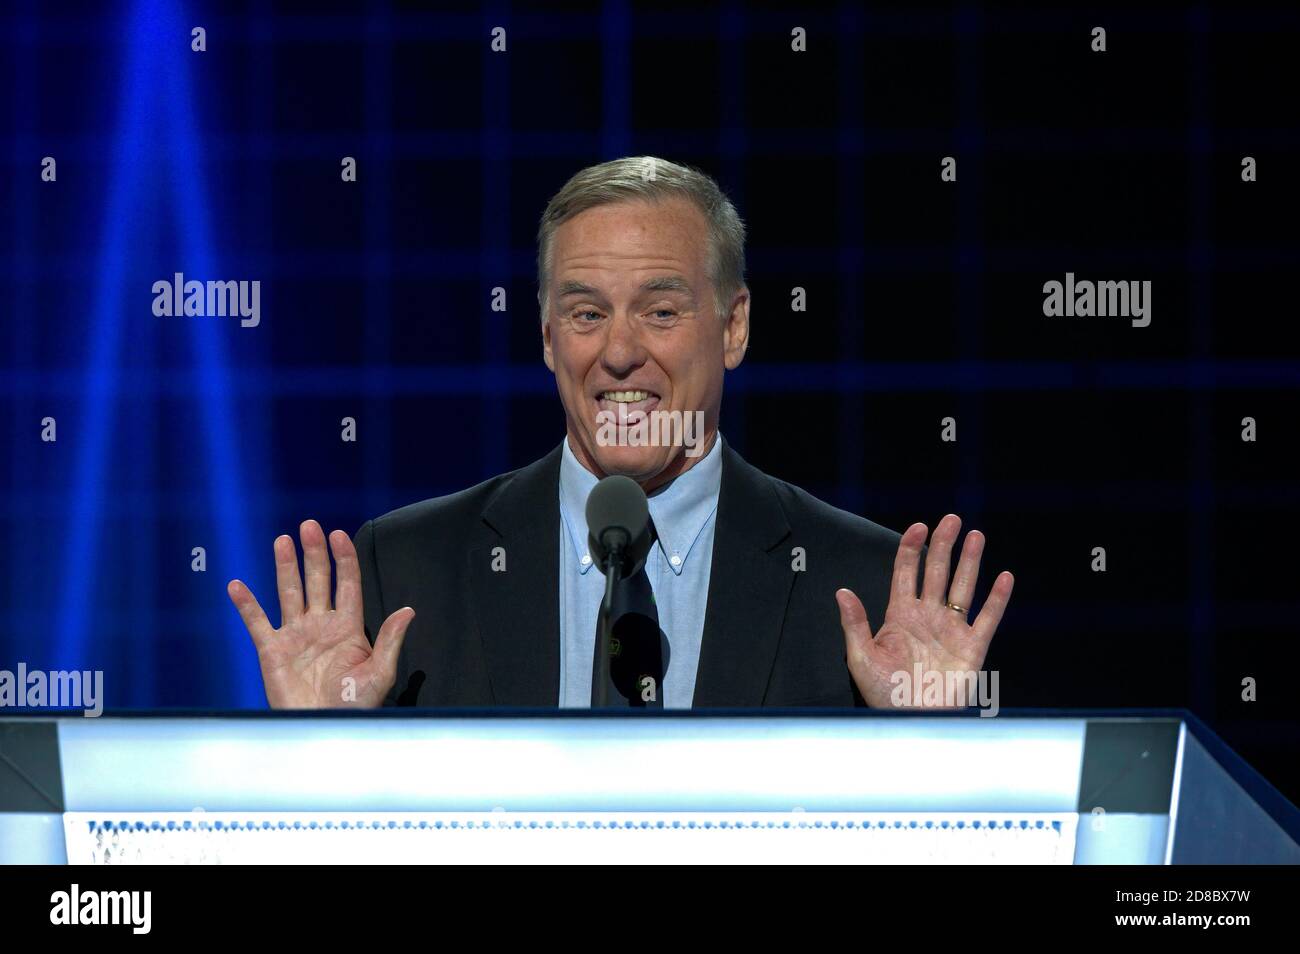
[586,475,651,577]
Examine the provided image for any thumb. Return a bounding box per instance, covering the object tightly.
[370,606,415,680]
[836,588,875,662]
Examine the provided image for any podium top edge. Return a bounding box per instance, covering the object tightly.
[0,706,1194,721]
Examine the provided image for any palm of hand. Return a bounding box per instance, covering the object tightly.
[838,515,1014,710]
[259,612,382,708]
[227,520,415,709]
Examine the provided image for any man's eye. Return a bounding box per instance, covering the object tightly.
[649,309,677,320]
[573,310,603,322]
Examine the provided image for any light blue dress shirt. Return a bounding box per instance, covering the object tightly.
[557,435,723,708]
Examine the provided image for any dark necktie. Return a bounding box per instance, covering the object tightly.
[591,519,670,707]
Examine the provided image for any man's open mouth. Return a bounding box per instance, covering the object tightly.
[596,390,661,416]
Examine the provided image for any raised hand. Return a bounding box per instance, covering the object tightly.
[838,515,1013,710]
[227,519,414,709]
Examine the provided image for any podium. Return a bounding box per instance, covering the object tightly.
[1,709,1296,864]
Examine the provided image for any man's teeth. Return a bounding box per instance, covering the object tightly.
[602,390,651,403]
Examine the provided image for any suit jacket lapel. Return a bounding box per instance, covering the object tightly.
[692,441,795,707]
[468,445,562,706]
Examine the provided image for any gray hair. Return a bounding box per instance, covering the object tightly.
[536,156,747,317]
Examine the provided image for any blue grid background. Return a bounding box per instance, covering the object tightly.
[2,1,1298,800]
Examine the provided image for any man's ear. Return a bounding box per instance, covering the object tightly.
[541,309,555,372]
[722,286,751,371]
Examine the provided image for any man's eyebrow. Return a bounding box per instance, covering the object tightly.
[555,280,600,298]
[640,275,693,294]
[554,277,692,297]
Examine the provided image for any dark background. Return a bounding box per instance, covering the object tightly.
[2,2,1298,801]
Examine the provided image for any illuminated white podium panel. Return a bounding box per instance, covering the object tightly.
[1,710,1296,864]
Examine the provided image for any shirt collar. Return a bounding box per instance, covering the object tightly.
[558,434,724,577]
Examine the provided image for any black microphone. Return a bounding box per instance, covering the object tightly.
[585,475,652,579]
[585,475,652,706]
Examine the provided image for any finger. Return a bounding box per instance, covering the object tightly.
[300,519,332,613]
[946,529,985,613]
[836,588,875,663]
[227,579,275,649]
[369,607,415,683]
[329,530,362,627]
[921,514,961,605]
[273,534,304,625]
[971,571,1015,645]
[889,523,928,609]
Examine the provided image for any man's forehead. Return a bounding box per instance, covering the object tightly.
[551,197,709,267]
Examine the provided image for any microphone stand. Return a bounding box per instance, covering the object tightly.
[594,538,627,709]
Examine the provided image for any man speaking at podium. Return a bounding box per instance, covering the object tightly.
[226,157,1015,710]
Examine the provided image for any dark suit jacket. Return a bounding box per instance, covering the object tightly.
[354,440,904,708]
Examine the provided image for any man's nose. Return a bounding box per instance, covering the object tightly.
[599,312,647,376]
